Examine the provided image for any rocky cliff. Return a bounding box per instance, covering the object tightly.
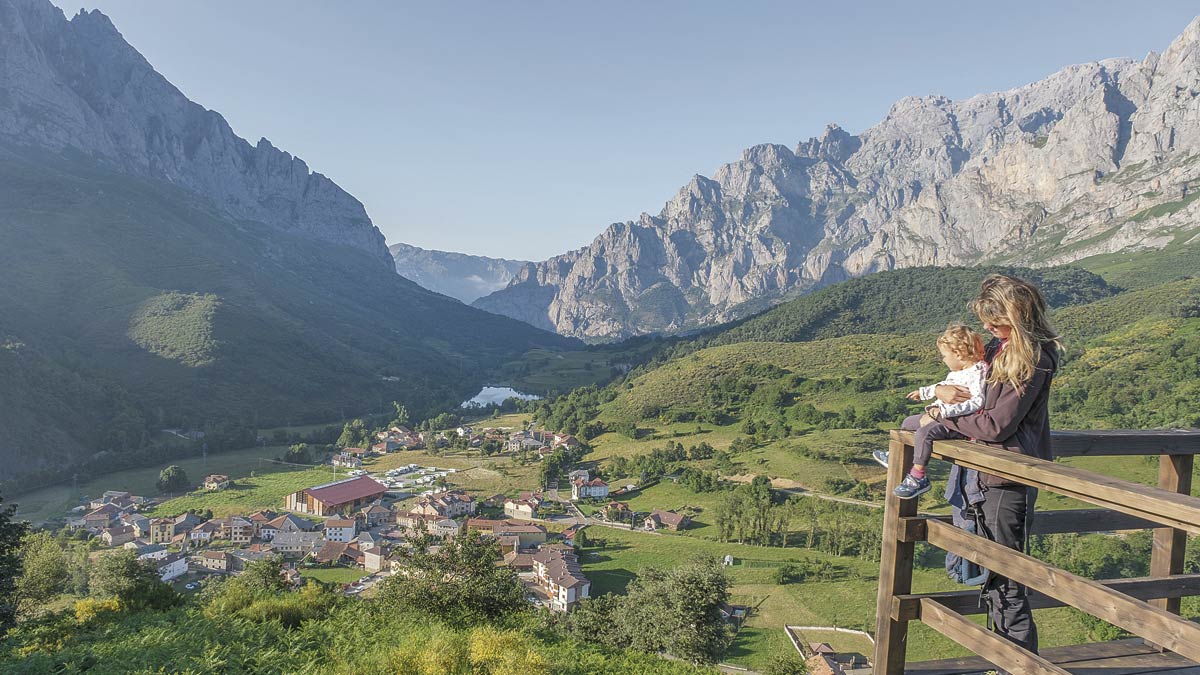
[390,242,530,303]
[475,17,1200,340]
[0,0,390,262]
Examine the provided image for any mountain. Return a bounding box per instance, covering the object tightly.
[390,242,530,304]
[475,17,1200,340]
[0,0,575,486]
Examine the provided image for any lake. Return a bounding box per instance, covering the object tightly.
[461,386,541,408]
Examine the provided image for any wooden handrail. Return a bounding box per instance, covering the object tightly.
[873,429,1200,675]
[894,428,1200,457]
[926,437,1200,535]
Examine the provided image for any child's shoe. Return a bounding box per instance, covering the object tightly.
[871,450,890,468]
[894,473,931,499]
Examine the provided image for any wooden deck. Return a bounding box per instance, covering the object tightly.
[906,639,1200,675]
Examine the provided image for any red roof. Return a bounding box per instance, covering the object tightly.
[303,476,386,506]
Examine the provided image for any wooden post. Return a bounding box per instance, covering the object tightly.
[874,433,917,674]
[1150,453,1193,616]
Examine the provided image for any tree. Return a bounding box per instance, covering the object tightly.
[390,402,410,428]
[16,530,67,617]
[574,558,733,665]
[337,419,370,448]
[241,555,287,592]
[156,465,189,493]
[91,550,177,610]
[764,649,809,675]
[0,493,29,636]
[376,533,525,626]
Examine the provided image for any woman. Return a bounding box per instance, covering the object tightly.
[935,273,1062,654]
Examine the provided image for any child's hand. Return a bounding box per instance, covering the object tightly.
[906,390,922,401]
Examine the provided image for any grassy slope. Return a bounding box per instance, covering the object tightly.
[0,145,574,483]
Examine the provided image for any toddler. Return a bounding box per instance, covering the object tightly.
[872,324,986,499]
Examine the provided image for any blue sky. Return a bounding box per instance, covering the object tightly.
[52,1,1200,260]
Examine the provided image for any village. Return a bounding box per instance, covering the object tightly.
[63,422,704,617]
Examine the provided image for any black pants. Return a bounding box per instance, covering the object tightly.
[901,413,964,467]
[978,484,1038,660]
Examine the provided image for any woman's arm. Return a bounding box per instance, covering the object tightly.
[940,365,1051,443]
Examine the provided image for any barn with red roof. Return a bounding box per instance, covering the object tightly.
[285,475,387,516]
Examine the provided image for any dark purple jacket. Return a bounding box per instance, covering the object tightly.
[942,338,1059,486]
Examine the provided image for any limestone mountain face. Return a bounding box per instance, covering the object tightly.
[476,17,1200,340]
[390,243,530,304]
[0,0,390,263]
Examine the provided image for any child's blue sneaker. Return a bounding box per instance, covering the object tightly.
[871,449,890,468]
[894,473,931,499]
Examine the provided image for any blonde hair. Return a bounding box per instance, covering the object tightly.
[937,323,984,361]
[970,274,1063,389]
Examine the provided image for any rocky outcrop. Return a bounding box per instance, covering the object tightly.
[390,243,530,304]
[476,17,1200,340]
[0,0,389,262]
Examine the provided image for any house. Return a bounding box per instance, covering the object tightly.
[342,447,371,458]
[504,498,539,520]
[502,551,536,571]
[567,469,589,482]
[324,518,357,542]
[363,547,387,573]
[189,520,222,545]
[148,517,175,544]
[195,550,230,572]
[155,553,188,582]
[409,491,476,519]
[371,440,400,453]
[270,531,324,556]
[570,478,609,501]
[101,525,135,547]
[644,509,691,532]
[120,512,151,537]
[555,435,581,450]
[430,518,462,538]
[202,474,231,491]
[229,548,274,572]
[285,475,387,517]
[331,453,363,469]
[314,541,362,566]
[358,503,392,528]
[492,521,548,549]
[261,513,316,541]
[355,531,380,551]
[531,547,590,612]
[173,512,205,534]
[83,503,122,531]
[125,542,169,561]
[214,516,253,544]
[602,501,631,523]
[466,517,503,534]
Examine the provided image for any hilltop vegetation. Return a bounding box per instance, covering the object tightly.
[0,146,574,488]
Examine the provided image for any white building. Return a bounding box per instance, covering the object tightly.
[570,478,609,501]
[323,518,357,543]
[531,548,590,612]
[156,553,188,582]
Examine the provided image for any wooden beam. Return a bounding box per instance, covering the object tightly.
[929,439,1200,535]
[925,518,1200,663]
[891,573,1200,621]
[893,429,1200,457]
[1028,508,1160,534]
[1150,454,1194,616]
[918,598,1071,675]
[873,435,917,675]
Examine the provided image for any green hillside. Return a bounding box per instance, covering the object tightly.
[697,265,1116,348]
[0,145,575,487]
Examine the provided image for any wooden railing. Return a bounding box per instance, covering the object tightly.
[873,429,1200,674]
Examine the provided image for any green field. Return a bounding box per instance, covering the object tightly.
[301,567,364,586]
[13,444,291,524]
[581,525,1095,669]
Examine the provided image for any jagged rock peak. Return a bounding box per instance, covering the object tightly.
[0,0,390,263]
[475,15,1200,341]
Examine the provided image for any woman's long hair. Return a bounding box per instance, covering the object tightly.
[970,274,1063,389]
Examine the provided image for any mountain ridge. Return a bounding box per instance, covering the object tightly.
[475,16,1200,340]
[390,242,531,304]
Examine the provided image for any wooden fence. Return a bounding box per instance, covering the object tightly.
[873,429,1200,674]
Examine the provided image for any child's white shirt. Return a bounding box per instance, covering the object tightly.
[918,361,987,418]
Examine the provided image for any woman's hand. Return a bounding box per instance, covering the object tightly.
[905,390,922,401]
[934,384,971,404]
